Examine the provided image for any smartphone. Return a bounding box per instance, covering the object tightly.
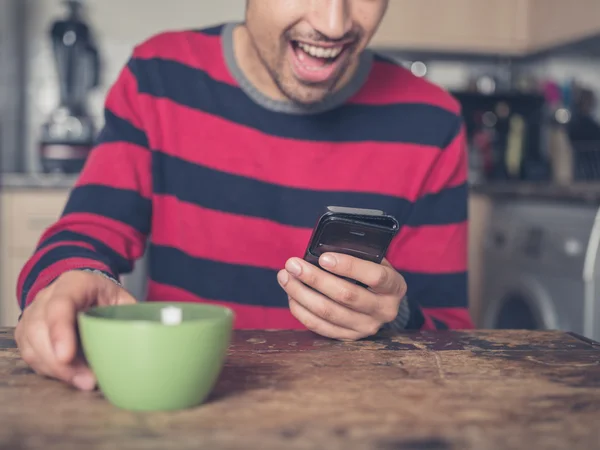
[304,206,400,274]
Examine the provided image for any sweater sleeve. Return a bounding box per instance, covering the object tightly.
[16,57,152,310]
[386,116,474,330]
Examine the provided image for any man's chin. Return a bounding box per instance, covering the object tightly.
[281,81,336,106]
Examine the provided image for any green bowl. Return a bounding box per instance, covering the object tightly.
[78,302,234,411]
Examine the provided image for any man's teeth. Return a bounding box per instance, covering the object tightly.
[297,42,343,59]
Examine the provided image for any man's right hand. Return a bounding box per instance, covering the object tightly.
[14,270,136,391]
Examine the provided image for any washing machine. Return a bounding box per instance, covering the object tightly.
[480,196,600,341]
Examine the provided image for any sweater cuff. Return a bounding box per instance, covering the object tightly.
[78,268,122,287]
[21,259,114,310]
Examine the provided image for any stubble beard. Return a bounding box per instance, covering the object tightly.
[247,31,351,106]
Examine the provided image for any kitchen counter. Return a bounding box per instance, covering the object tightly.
[471,182,600,204]
[0,173,77,189]
[1,328,600,449]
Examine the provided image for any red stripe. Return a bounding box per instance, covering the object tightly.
[420,314,437,331]
[419,126,468,196]
[17,241,96,298]
[133,31,236,87]
[424,307,474,329]
[76,143,152,197]
[388,223,467,273]
[139,95,442,200]
[22,257,111,308]
[42,213,146,260]
[147,281,305,330]
[152,195,310,270]
[104,66,145,130]
[350,60,462,114]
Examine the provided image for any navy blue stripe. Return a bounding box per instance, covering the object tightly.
[195,24,224,36]
[21,245,115,309]
[62,185,152,235]
[149,245,288,308]
[149,244,468,311]
[373,53,400,66]
[153,152,466,228]
[129,57,461,147]
[95,109,149,148]
[432,318,450,330]
[411,183,467,227]
[405,296,425,330]
[37,230,133,274]
[402,271,468,309]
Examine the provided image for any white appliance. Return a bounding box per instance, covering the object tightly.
[481,197,600,341]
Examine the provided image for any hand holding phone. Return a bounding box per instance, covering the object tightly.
[278,206,406,341]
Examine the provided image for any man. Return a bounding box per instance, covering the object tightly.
[15,0,472,391]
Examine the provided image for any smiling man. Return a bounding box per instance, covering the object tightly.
[15,0,473,391]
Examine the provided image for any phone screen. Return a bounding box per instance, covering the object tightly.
[309,218,395,263]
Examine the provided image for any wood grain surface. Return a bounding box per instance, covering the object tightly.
[1,328,599,450]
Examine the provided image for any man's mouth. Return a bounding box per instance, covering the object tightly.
[294,42,345,61]
[288,40,350,84]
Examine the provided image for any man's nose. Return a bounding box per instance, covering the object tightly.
[308,0,352,40]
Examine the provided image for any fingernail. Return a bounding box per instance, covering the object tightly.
[72,373,96,391]
[320,254,337,268]
[286,259,302,276]
[277,270,289,286]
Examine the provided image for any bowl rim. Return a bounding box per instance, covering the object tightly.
[78,301,235,327]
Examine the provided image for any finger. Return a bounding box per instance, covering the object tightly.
[288,297,365,341]
[19,332,49,375]
[46,298,78,364]
[319,253,405,296]
[25,321,67,379]
[278,270,378,334]
[283,259,379,316]
[66,358,97,391]
[27,317,96,390]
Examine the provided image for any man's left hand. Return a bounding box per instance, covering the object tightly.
[277,253,407,341]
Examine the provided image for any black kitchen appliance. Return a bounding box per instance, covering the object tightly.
[39,0,100,173]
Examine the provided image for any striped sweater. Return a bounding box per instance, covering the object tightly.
[17,23,473,331]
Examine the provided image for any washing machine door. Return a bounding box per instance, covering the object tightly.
[482,274,560,330]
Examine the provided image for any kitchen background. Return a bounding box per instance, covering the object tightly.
[1,0,600,338]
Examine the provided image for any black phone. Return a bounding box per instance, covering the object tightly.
[304,206,400,271]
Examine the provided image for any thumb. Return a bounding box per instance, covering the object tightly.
[381,258,393,268]
[47,297,79,364]
[115,287,137,305]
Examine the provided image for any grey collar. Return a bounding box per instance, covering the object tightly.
[221,22,373,115]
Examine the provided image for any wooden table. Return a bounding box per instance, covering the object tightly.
[1,328,600,450]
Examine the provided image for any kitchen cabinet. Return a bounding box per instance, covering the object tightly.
[0,189,70,326]
[527,0,600,51]
[371,0,529,55]
[468,192,493,327]
[370,0,600,55]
